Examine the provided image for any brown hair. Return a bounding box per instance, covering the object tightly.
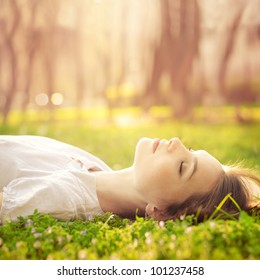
[166,165,260,222]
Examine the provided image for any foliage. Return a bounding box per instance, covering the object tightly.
[0,107,259,259]
[0,211,259,260]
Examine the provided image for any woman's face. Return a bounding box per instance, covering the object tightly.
[133,137,223,209]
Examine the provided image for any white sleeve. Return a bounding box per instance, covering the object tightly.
[1,170,87,222]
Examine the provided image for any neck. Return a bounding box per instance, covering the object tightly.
[93,167,146,219]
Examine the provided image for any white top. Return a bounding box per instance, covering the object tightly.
[0,135,112,222]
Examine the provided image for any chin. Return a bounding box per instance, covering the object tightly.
[134,138,152,163]
[139,137,152,144]
[136,137,152,151]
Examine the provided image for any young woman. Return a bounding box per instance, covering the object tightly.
[0,135,259,223]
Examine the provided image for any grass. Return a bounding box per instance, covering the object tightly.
[0,106,260,260]
[1,211,260,260]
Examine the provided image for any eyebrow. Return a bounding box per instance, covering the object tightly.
[189,157,198,180]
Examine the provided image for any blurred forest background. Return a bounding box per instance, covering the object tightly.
[0,0,260,125]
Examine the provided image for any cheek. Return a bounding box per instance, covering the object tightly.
[153,158,178,181]
[138,163,177,193]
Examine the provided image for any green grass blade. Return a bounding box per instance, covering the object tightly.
[209,193,232,220]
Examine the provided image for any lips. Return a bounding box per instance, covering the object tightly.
[152,138,160,153]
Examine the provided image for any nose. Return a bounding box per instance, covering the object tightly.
[169,137,184,151]
[170,137,182,145]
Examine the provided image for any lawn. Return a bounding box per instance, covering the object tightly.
[0,106,260,260]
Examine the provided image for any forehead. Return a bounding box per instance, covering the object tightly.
[197,150,222,170]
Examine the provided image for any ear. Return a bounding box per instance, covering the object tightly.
[145,203,171,221]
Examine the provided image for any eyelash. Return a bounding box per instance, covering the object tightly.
[179,161,184,174]
[180,148,193,173]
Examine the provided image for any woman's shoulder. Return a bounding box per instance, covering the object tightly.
[0,135,110,170]
[0,134,52,143]
[0,135,112,171]
[0,135,76,147]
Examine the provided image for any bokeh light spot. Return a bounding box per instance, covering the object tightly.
[51,92,64,106]
[35,93,49,106]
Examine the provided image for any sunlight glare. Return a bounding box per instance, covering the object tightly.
[51,92,64,106]
[35,93,49,106]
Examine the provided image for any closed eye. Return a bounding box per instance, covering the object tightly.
[179,161,184,174]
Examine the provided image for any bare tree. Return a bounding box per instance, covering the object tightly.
[218,2,246,101]
[22,0,40,112]
[144,0,200,119]
[1,0,21,123]
[170,0,200,118]
[217,1,252,122]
